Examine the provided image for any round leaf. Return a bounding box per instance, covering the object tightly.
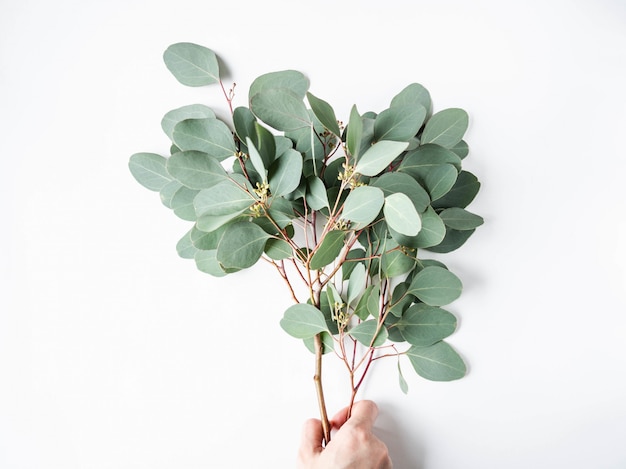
[406,341,466,381]
[397,304,457,346]
[172,118,236,161]
[216,221,270,269]
[280,304,329,339]
[354,140,409,177]
[249,70,309,100]
[163,43,220,87]
[408,266,462,306]
[390,83,432,114]
[342,186,384,227]
[166,150,228,189]
[250,89,312,132]
[384,193,422,236]
[424,164,458,201]
[129,153,171,191]
[371,172,430,213]
[421,108,469,148]
[269,149,303,197]
[349,320,388,347]
[194,250,228,277]
[161,104,216,140]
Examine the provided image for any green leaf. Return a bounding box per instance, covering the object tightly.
[303,331,335,355]
[349,320,388,347]
[397,144,462,181]
[421,108,469,149]
[381,247,416,278]
[160,180,183,208]
[267,197,296,228]
[245,137,266,180]
[194,250,228,277]
[280,303,329,339]
[408,266,462,306]
[216,221,270,270]
[424,164,458,201]
[196,211,245,233]
[264,238,292,260]
[254,123,277,168]
[249,70,309,100]
[171,186,199,221]
[398,360,409,394]
[374,105,426,142]
[190,223,229,250]
[431,170,481,209]
[269,149,303,197]
[310,230,346,270]
[412,206,446,248]
[172,118,236,161]
[439,207,484,230]
[342,186,384,227]
[354,141,409,177]
[176,229,198,259]
[347,105,363,158]
[250,89,312,132]
[347,263,366,306]
[306,92,341,136]
[450,140,469,159]
[305,176,329,210]
[406,341,466,381]
[342,248,365,281]
[194,180,254,217]
[166,150,228,189]
[384,193,422,236]
[397,304,457,346]
[161,104,216,140]
[129,153,171,191]
[390,83,432,114]
[427,227,476,254]
[354,284,380,320]
[163,42,220,87]
[233,107,257,144]
[371,172,430,213]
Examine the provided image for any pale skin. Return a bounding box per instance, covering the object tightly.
[297,400,392,469]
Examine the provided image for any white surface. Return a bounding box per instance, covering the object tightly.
[1,0,626,468]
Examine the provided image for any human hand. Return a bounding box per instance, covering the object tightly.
[297,400,392,469]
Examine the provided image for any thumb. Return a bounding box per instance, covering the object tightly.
[299,418,324,459]
[346,400,379,430]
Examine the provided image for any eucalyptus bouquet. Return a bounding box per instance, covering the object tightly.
[129,43,482,443]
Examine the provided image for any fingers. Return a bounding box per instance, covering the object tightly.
[345,400,379,430]
[299,418,324,459]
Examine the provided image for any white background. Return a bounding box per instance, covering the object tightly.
[1,0,625,468]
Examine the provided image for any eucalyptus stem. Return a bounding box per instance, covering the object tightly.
[313,333,331,445]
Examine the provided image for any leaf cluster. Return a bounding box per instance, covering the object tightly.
[129,43,482,393]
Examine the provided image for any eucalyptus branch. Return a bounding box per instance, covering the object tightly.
[131,41,482,451]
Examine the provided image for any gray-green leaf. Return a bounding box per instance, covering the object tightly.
[269,149,303,197]
[306,92,341,136]
[408,266,462,306]
[439,208,484,230]
[166,150,228,189]
[194,180,254,217]
[129,153,171,191]
[163,42,220,87]
[384,193,421,236]
[161,104,216,140]
[397,304,457,346]
[309,230,346,270]
[172,118,236,161]
[280,304,329,339]
[421,108,469,148]
[354,141,409,177]
[406,341,466,381]
[349,320,388,347]
[216,221,270,269]
[250,89,312,132]
[342,186,384,227]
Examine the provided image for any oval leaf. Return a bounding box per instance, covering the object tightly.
[421,108,469,149]
[163,42,220,87]
[397,304,457,346]
[129,153,171,191]
[194,250,228,277]
[408,266,462,306]
[406,341,466,381]
[374,105,426,142]
[349,320,388,347]
[250,89,312,132]
[390,83,432,113]
[371,172,430,213]
[249,70,309,100]
[347,105,363,158]
[280,304,329,339]
[166,150,228,189]
[173,118,236,161]
[354,140,409,177]
[161,104,216,140]
[424,164,458,201]
[431,170,481,209]
[439,207,484,230]
[342,186,384,227]
[216,221,270,269]
[307,92,341,136]
[384,193,422,236]
[310,230,346,270]
[269,149,303,197]
[194,180,254,217]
